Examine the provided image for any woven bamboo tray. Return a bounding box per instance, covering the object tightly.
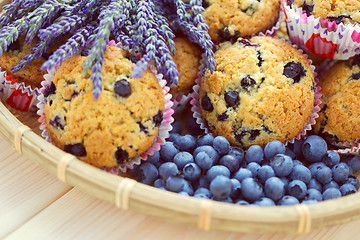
[2,0,360,234]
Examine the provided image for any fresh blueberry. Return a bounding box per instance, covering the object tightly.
[224,91,240,107]
[178,191,189,196]
[181,180,195,196]
[332,162,351,183]
[283,61,306,83]
[174,134,197,152]
[264,177,285,201]
[309,162,327,177]
[228,146,245,164]
[218,197,233,203]
[206,165,231,182]
[64,143,87,157]
[258,165,275,184]
[253,197,275,206]
[344,156,360,173]
[315,166,332,185]
[289,165,311,184]
[264,140,286,160]
[302,199,318,204]
[241,177,263,202]
[323,181,339,191]
[322,188,341,200]
[166,176,189,193]
[137,163,159,185]
[233,168,253,182]
[173,152,194,170]
[197,134,214,146]
[293,160,304,166]
[246,162,261,178]
[213,136,230,155]
[304,189,322,201]
[201,94,214,111]
[210,175,233,200]
[245,145,264,163]
[219,154,240,173]
[280,178,289,190]
[278,195,300,205]
[285,147,296,160]
[196,175,210,189]
[159,162,178,181]
[344,175,360,190]
[193,146,220,169]
[288,139,304,159]
[302,135,328,162]
[287,180,307,200]
[146,151,160,164]
[167,133,180,142]
[160,142,179,162]
[340,183,357,196]
[270,154,294,177]
[170,120,182,134]
[322,152,340,168]
[154,178,165,188]
[183,162,201,182]
[186,116,203,136]
[308,179,322,192]
[114,79,131,97]
[235,200,250,205]
[230,178,242,199]
[194,187,212,197]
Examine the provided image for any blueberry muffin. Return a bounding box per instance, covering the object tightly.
[0,36,60,88]
[202,0,281,42]
[43,46,165,168]
[170,37,202,95]
[288,0,360,24]
[199,36,315,148]
[313,57,360,145]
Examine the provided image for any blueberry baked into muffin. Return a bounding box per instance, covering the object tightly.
[313,57,360,145]
[287,0,360,24]
[43,46,165,168]
[199,36,315,148]
[202,0,281,42]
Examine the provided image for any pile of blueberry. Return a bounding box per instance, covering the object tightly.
[131,121,360,206]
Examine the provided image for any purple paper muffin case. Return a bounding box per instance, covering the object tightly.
[281,0,360,60]
[191,41,322,146]
[37,49,174,174]
[0,67,40,112]
[171,92,191,113]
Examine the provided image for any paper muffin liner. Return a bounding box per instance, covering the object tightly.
[0,67,40,112]
[257,4,285,37]
[37,46,174,173]
[190,38,322,146]
[330,143,360,156]
[171,92,192,113]
[281,0,360,60]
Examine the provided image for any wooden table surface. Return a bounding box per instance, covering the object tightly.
[0,111,359,240]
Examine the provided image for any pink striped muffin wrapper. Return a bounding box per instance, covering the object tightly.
[281,0,360,60]
[171,92,192,113]
[37,45,174,173]
[191,39,322,146]
[0,67,40,112]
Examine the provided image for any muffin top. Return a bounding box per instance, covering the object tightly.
[199,36,315,148]
[44,46,165,167]
[289,0,360,24]
[0,36,63,88]
[170,37,202,95]
[203,0,281,42]
[314,57,360,144]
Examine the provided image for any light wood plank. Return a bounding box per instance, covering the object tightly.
[5,187,360,240]
[0,138,72,238]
